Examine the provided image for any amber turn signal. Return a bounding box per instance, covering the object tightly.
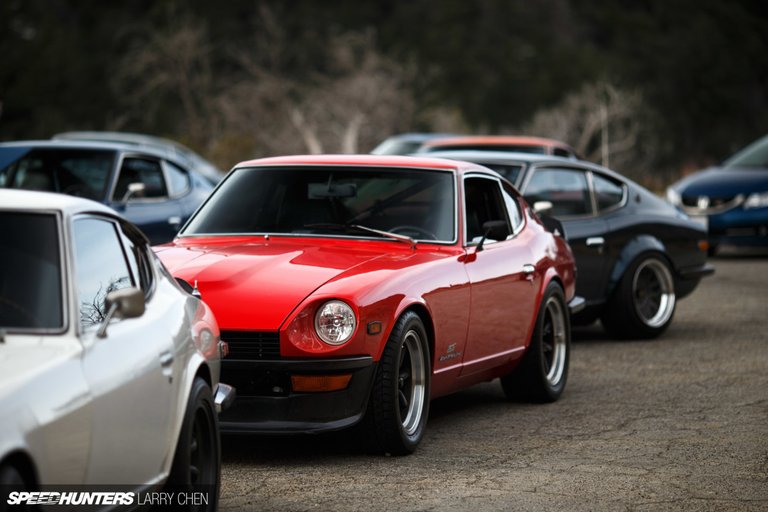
[291,374,352,393]
[698,240,709,252]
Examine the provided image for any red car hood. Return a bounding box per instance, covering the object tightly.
[156,239,387,330]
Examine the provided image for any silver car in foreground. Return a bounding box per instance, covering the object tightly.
[0,190,233,509]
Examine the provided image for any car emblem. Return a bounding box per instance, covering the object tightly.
[697,196,710,210]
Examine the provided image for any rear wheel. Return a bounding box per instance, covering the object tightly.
[501,282,570,403]
[601,254,676,339]
[167,377,220,511]
[363,311,430,455]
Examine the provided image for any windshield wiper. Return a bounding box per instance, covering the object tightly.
[303,223,416,249]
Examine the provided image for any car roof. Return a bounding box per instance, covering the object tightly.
[420,135,576,151]
[0,188,117,217]
[425,150,630,182]
[234,154,500,177]
[0,139,170,160]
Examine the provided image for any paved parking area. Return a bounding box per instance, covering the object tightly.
[220,250,768,511]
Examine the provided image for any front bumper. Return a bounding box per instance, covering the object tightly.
[709,208,768,247]
[219,356,376,434]
[214,383,236,413]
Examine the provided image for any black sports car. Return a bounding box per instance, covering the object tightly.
[428,151,714,339]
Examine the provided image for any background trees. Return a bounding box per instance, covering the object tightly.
[1,0,767,185]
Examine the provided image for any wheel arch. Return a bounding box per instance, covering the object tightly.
[398,303,435,368]
[608,235,671,296]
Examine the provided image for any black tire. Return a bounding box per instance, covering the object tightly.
[601,253,676,339]
[167,377,220,511]
[363,311,431,455]
[0,464,32,512]
[501,282,570,403]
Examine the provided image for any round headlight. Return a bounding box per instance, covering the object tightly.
[314,300,356,345]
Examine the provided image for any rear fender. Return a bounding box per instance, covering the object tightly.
[607,235,666,296]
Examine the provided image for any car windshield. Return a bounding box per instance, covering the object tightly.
[183,166,456,242]
[0,147,116,200]
[723,135,768,168]
[0,212,63,330]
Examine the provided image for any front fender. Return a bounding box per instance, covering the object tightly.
[608,235,667,296]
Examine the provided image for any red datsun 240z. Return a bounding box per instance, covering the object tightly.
[156,155,582,454]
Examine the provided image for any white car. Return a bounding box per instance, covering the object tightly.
[0,190,233,508]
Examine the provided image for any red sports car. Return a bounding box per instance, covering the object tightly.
[156,155,581,454]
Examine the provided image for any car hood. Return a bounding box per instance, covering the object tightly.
[156,239,391,330]
[673,166,768,197]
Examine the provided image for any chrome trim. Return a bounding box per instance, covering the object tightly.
[462,172,526,246]
[522,264,536,274]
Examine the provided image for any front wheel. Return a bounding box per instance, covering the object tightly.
[167,377,220,511]
[363,311,430,455]
[501,282,570,403]
[601,254,676,339]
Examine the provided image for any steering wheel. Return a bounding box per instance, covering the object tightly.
[0,296,40,328]
[389,225,438,240]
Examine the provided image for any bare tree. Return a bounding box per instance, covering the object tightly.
[523,81,649,175]
[112,14,217,149]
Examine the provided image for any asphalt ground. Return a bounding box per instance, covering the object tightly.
[220,248,768,511]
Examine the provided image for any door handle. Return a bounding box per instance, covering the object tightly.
[586,237,605,248]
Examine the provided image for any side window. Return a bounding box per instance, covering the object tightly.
[553,148,571,158]
[592,173,625,212]
[118,224,155,296]
[113,158,167,200]
[464,177,511,243]
[165,161,191,197]
[501,182,523,232]
[73,218,134,331]
[525,168,592,217]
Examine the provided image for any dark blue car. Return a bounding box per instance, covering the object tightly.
[0,140,218,244]
[667,134,768,254]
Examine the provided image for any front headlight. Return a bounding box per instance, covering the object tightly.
[744,191,768,209]
[666,187,681,206]
[314,300,356,345]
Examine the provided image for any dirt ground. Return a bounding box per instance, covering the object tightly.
[220,248,768,511]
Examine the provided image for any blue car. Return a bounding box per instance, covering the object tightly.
[0,140,217,244]
[667,134,768,254]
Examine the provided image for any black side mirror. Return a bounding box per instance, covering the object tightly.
[476,220,509,252]
[97,287,145,338]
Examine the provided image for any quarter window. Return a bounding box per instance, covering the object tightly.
[592,173,625,211]
[464,177,510,243]
[114,158,167,200]
[525,168,592,217]
[73,218,133,331]
[501,182,523,232]
[165,161,191,197]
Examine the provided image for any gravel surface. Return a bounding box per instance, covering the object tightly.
[220,250,768,511]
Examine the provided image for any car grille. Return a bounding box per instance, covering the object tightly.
[220,330,281,360]
[681,194,744,215]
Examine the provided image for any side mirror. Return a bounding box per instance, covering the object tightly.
[476,220,509,252]
[97,287,145,338]
[533,201,553,215]
[121,182,146,203]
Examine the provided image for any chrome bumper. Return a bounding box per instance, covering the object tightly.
[214,383,236,413]
[568,296,586,315]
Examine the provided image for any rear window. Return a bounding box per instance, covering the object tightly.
[0,212,63,330]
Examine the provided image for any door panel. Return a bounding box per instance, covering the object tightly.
[72,216,175,484]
